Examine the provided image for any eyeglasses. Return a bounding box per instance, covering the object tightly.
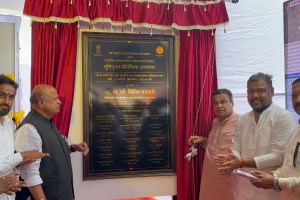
[0,92,15,102]
[293,142,300,167]
[247,88,267,95]
[292,93,300,100]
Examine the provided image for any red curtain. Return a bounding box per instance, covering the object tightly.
[31,22,78,137]
[23,0,228,30]
[177,30,217,200]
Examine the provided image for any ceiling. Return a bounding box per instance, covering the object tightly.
[0,0,25,11]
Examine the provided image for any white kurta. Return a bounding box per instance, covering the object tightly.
[232,104,297,200]
[15,124,43,187]
[278,127,300,200]
[0,116,23,200]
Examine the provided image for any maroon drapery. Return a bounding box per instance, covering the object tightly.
[31,22,78,137]
[177,30,217,200]
[23,0,228,31]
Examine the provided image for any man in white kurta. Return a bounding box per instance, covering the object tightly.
[215,73,297,200]
[0,116,22,200]
[232,103,297,200]
[0,74,48,200]
[277,127,300,200]
[250,77,300,200]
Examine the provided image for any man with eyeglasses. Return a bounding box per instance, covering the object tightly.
[215,72,297,200]
[249,77,300,200]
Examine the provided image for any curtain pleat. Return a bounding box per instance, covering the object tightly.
[177,30,217,200]
[31,22,78,137]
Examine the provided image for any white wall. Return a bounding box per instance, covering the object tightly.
[0,13,23,112]
[18,17,31,115]
[216,0,287,114]
[0,22,14,74]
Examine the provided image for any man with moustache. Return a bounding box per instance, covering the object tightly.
[0,75,48,200]
[215,72,297,200]
[188,89,239,200]
[250,77,300,200]
[15,84,89,200]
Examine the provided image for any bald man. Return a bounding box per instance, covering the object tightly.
[15,84,89,200]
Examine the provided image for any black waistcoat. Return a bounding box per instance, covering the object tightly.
[18,110,74,200]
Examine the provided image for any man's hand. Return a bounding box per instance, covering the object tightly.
[29,184,47,200]
[70,142,89,156]
[250,170,274,189]
[188,136,207,147]
[0,172,25,195]
[19,150,49,166]
[214,150,241,175]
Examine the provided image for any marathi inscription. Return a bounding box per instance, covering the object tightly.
[83,33,175,179]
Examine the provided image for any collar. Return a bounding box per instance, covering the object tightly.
[216,112,237,125]
[31,109,52,123]
[251,103,274,117]
[0,116,13,126]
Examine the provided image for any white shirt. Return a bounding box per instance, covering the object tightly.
[0,116,23,200]
[14,124,43,187]
[232,104,298,200]
[276,126,300,200]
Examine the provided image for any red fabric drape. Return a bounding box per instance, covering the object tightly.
[177,30,217,200]
[23,0,228,30]
[31,22,78,137]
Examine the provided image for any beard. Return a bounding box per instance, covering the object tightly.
[294,102,300,113]
[294,102,300,109]
[0,104,10,116]
[253,105,270,113]
[250,98,271,113]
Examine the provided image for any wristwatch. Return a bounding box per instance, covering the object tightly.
[273,177,281,192]
[70,144,76,152]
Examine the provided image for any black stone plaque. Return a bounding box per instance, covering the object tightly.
[82,33,176,179]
